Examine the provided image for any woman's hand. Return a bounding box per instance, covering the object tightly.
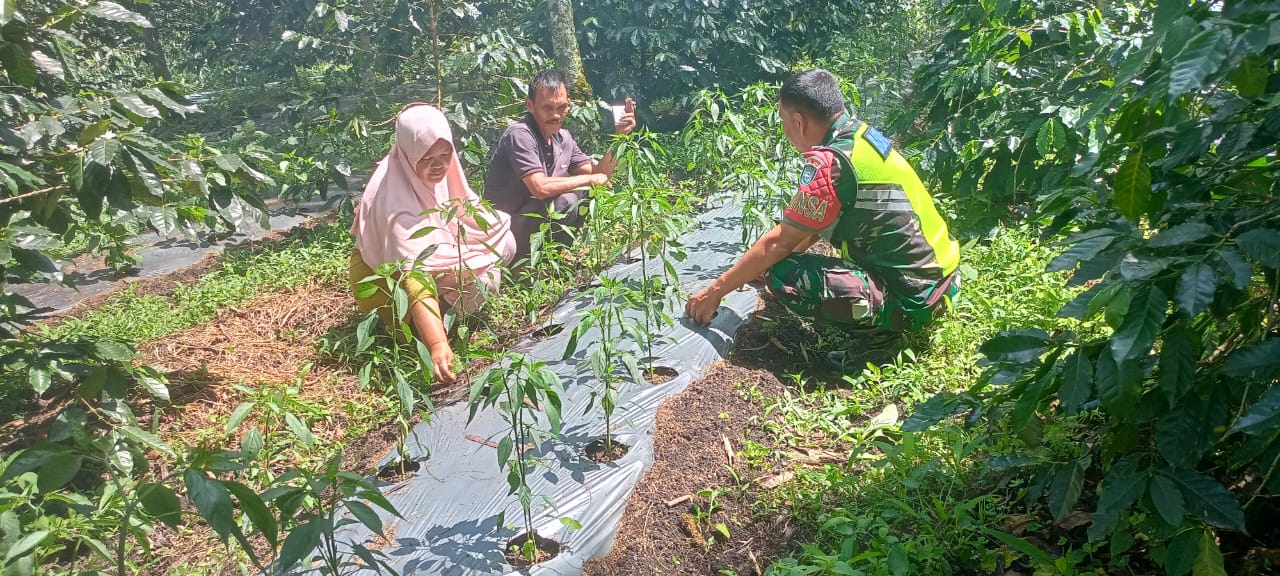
[429,340,457,383]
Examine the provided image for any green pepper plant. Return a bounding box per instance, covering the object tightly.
[466,352,566,564]
[563,277,648,457]
[351,258,441,473]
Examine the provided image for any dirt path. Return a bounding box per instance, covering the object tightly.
[581,361,799,576]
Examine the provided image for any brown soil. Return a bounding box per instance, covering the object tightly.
[581,361,801,576]
[584,438,630,462]
[504,532,563,567]
[644,366,678,385]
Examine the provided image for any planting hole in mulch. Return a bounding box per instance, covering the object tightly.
[584,438,630,462]
[644,366,678,385]
[503,532,562,567]
[531,323,564,340]
[376,458,421,483]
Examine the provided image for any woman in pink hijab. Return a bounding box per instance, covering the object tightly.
[349,104,516,383]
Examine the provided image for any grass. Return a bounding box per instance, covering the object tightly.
[40,219,354,344]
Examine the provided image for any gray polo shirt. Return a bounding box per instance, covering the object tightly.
[483,113,592,260]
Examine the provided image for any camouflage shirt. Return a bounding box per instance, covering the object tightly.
[782,115,960,324]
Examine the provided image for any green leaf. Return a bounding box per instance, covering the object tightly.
[224,481,277,549]
[183,470,236,542]
[355,312,378,353]
[125,151,165,201]
[344,500,384,537]
[1114,148,1151,221]
[1095,353,1141,418]
[1148,222,1213,249]
[1058,350,1093,414]
[35,452,81,492]
[1192,528,1228,576]
[902,392,964,432]
[1229,386,1280,436]
[1091,458,1146,539]
[119,425,174,457]
[1150,472,1186,527]
[147,206,180,237]
[0,43,36,88]
[1235,228,1280,269]
[1049,459,1087,520]
[137,483,182,528]
[497,436,513,468]
[274,520,320,571]
[1035,118,1064,156]
[980,329,1051,364]
[1047,236,1114,273]
[112,92,161,120]
[1120,254,1172,282]
[139,88,198,116]
[89,138,120,167]
[1170,469,1246,531]
[980,527,1055,566]
[1160,322,1198,407]
[1111,286,1167,361]
[1224,338,1280,382]
[284,413,314,448]
[1169,30,1230,97]
[225,402,254,434]
[393,370,414,415]
[1176,264,1218,317]
[240,428,263,457]
[93,339,133,361]
[1228,55,1269,98]
[86,1,152,27]
[134,371,170,403]
[3,531,49,566]
[392,285,409,321]
[1154,0,1186,34]
[28,367,50,396]
[1157,393,1214,469]
[1214,248,1252,290]
[1166,528,1199,576]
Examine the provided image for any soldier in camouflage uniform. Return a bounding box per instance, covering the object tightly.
[686,69,961,371]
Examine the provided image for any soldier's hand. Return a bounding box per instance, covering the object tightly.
[685,286,722,325]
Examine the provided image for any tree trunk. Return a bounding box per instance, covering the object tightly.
[548,0,592,99]
[358,0,375,86]
[132,2,170,79]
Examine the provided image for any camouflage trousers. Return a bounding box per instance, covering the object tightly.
[767,253,960,333]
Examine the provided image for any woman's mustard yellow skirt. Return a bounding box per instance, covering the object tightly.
[347,248,436,329]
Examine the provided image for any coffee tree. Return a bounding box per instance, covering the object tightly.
[0,2,323,571]
[904,0,1280,571]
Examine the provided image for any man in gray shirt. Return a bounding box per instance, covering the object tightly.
[483,69,635,263]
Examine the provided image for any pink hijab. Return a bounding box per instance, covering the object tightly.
[351,104,515,306]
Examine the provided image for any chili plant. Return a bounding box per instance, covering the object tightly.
[412,199,508,368]
[261,452,402,576]
[564,277,648,454]
[352,260,441,470]
[467,352,565,564]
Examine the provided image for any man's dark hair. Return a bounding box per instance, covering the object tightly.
[528,69,568,101]
[779,69,846,119]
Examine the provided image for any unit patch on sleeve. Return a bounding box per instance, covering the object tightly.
[783,149,841,233]
[862,125,893,159]
[799,155,822,185]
